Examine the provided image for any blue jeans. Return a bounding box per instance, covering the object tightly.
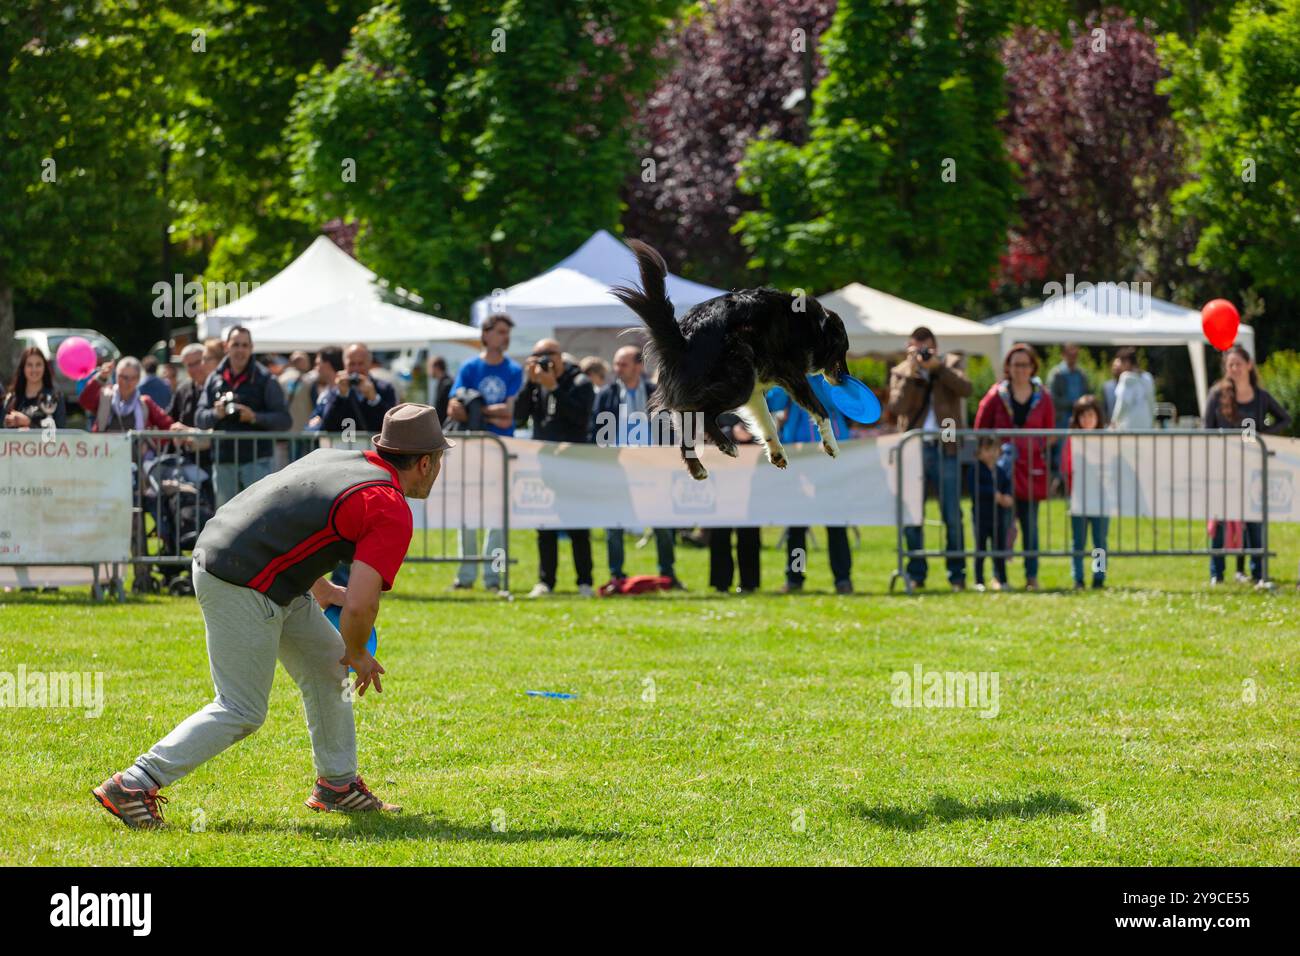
[457,528,504,588]
[606,528,676,578]
[1070,515,1110,586]
[1014,498,1041,581]
[1210,521,1263,582]
[213,457,274,509]
[904,443,965,584]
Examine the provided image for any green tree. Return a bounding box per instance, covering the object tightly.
[163,0,368,298]
[1013,1,1238,37]
[1160,0,1300,350]
[0,2,168,377]
[1258,350,1300,436]
[734,0,1017,309]
[287,0,678,320]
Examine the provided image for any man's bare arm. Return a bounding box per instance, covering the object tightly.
[340,561,386,695]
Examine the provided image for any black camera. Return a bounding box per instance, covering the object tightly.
[217,391,240,421]
[347,373,363,388]
[534,355,553,372]
[916,347,934,363]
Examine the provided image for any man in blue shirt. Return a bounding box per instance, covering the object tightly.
[446,315,523,437]
[447,314,523,591]
[767,383,855,594]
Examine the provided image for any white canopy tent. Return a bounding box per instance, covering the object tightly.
[984,283,1253,416]
[237,299,478,353]
[470,229,726,329]
[468,230,728,361]
[818,283,1002,361]
[197,236,470,350]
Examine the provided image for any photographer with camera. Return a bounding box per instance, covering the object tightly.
[304,346,349,433]
[515,338,596,598]
[888,325,973,591]
[196,325,291,507]
[340,343,397,432]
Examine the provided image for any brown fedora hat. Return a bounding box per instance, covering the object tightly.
[372,403,455,455]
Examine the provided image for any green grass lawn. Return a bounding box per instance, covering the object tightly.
[2,518,1298,866]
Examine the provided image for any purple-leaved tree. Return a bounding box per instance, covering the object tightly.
[621,0,837,288]
[996,10,1189,297]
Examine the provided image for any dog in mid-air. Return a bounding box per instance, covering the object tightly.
[612,239,851,480]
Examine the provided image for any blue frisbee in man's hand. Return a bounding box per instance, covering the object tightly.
[810,373,881,424]
[323,604,378,668]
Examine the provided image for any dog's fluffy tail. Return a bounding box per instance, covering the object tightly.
[611,240,685,362]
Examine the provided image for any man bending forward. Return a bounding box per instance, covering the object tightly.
[92,404,450,827]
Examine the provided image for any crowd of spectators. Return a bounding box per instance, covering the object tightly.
[3,310,1292,596]
[889,328,1294,592]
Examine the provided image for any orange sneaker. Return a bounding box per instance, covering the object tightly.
[92,773,168,829]
[305,776,401,814]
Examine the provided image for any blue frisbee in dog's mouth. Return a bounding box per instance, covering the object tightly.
[810,373,881,424]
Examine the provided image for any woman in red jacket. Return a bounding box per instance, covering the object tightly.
[974,343,1055,590]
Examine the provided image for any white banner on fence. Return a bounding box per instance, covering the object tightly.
[1258,435,1300,523]
[421,435,921,530]
[1067,432,1298,521]
[0,431,133,564]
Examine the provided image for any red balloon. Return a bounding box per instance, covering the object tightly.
[1201,299,1240,351]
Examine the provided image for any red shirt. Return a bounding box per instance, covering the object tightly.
[331,451,414,590]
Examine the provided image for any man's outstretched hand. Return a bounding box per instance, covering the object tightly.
[342,650,385,696]
[339,560,385,697]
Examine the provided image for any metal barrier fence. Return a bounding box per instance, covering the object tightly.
[127,429,514,595]
[889,428,1273,594]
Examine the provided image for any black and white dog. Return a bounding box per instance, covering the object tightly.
[612,240,851,480]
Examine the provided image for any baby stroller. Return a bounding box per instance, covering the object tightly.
[136,452,215,595]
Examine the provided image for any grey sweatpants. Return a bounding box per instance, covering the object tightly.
[130,562,356,788]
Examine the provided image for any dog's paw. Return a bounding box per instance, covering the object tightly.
[821,439,839,459]
[766,443,788,469]
[686,458,710,481]
[718,440,739,458]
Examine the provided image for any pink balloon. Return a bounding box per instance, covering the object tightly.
[56,336,98,380]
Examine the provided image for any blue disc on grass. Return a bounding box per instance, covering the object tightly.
[323,603,378,662]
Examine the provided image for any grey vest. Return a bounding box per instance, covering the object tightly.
[197,448,400,605]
